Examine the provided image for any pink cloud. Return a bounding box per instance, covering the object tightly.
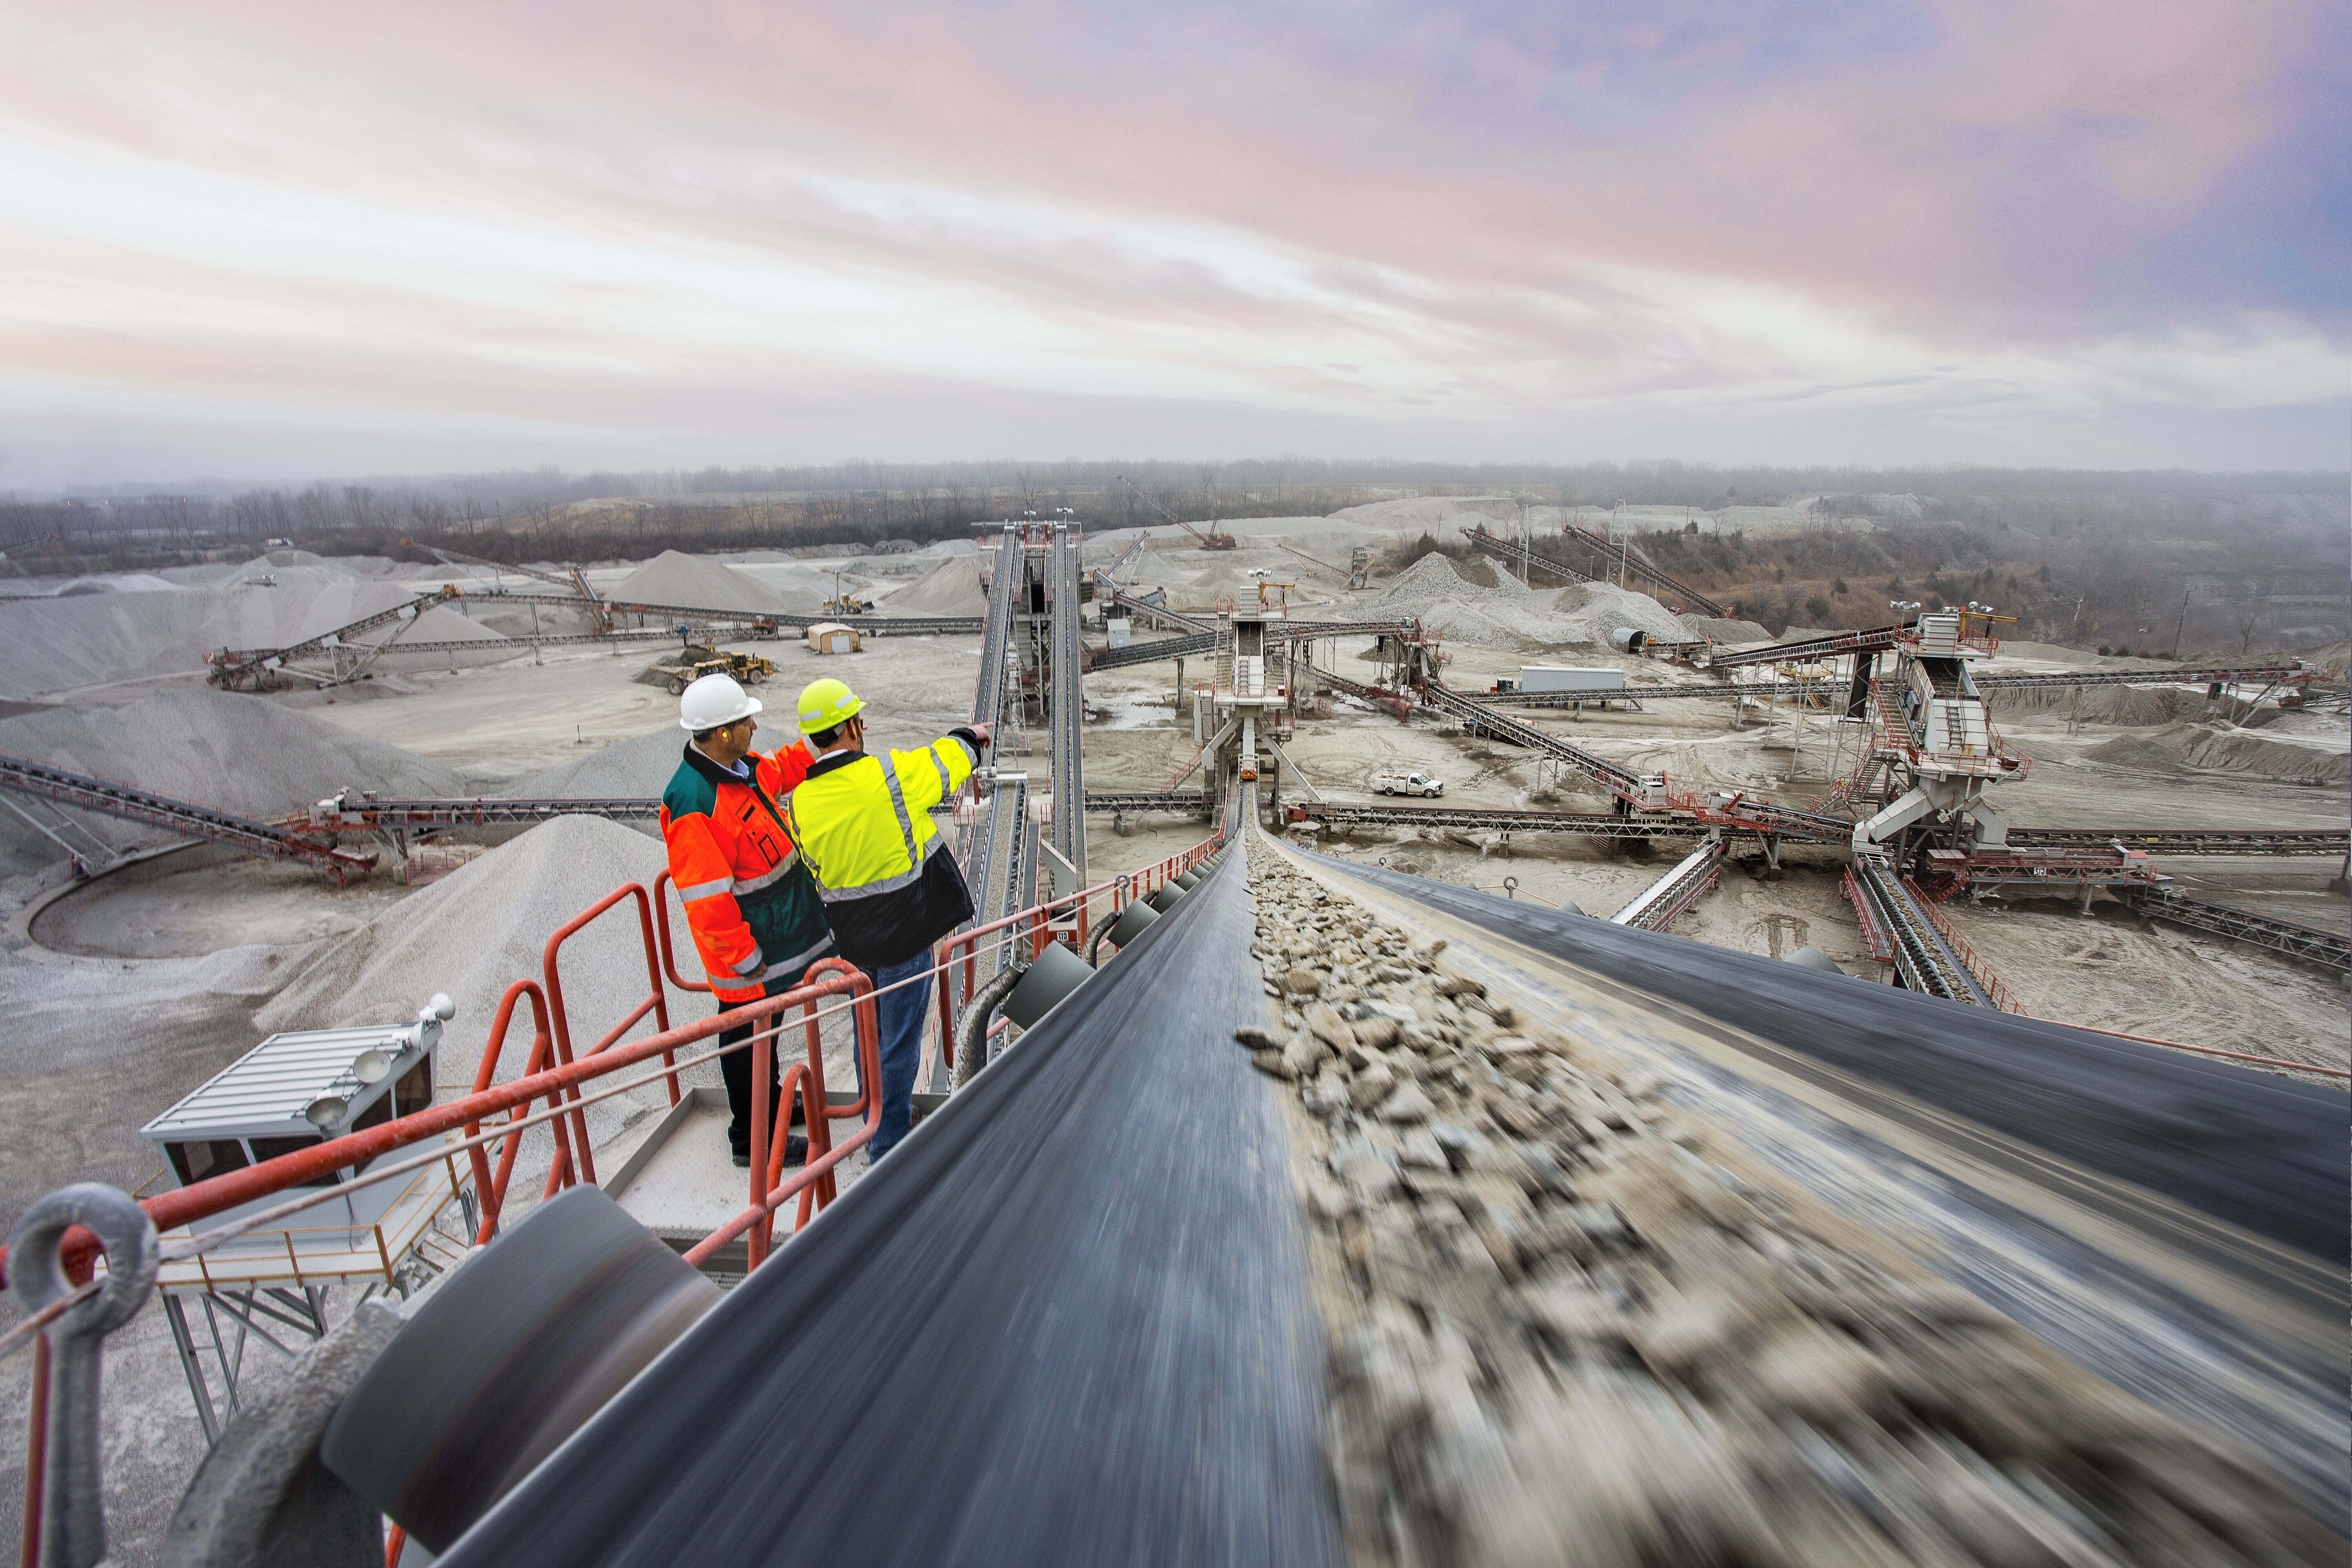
[0,0,2339,481]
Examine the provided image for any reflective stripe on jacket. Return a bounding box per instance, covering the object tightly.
[785,733,980,969]
[660,741,835,1004]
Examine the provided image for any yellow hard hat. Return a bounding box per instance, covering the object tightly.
[797,677,865,735]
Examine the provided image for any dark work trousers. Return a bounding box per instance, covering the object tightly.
[718,987,804,1158]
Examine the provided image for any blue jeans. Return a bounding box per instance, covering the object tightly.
[867,951,934,1162]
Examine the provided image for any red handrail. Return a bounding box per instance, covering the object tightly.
[464,980,575,1239]
[541,883,681,1192]
[689,964,880,1270]
[651,869,712,996]
[929,828,1225,1064]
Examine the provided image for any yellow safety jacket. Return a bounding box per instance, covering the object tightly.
[784,731,982,969]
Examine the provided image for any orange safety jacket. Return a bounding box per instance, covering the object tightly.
[659,740,835,1005]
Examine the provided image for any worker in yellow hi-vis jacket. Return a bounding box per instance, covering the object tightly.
[782,678,990,1160]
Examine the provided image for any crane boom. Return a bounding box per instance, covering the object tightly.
[1116,476,1237,550]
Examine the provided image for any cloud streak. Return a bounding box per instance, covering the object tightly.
[0,0,2343,486]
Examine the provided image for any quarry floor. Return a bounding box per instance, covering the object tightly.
[0,577,2345,1563]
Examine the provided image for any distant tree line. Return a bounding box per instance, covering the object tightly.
[4,459,2342,657]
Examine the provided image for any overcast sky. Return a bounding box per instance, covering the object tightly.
[3,1,2345,489]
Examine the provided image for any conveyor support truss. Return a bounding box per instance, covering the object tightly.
[0,753,379,882]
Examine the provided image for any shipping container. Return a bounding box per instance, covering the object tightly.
[1516,664,1625,693]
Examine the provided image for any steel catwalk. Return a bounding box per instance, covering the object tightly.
[438,848,1342,1568]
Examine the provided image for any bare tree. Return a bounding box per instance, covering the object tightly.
[2234,588,2262,655]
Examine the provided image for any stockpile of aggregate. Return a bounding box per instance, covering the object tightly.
[612,550,819,615]
[0,691,463,877]
[1989,685,2252,727]
[1541,582,1700,643]
[1328,496,1518,532]
[1680,613,1773,643]
[510,725,681,829]
[1240,845,2334,1568]
[0,562,507,698]
[257,817,693,1194]
[886,555,989,616]
[2085,723,2349,784]
[1374,554,1532,617]
[1374,558,1691,651]
[1190,560,1257,594]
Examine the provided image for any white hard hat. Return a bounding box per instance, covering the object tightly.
[678,673,762,732]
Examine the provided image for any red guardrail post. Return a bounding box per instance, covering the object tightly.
[541,882,682,1183]
[466,980,558,1244]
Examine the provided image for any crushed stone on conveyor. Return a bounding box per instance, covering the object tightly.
[1240,838,2333,1568]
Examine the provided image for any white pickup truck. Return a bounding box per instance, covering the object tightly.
[1372,769,1445,797]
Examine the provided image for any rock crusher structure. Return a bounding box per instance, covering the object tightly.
[953,518,1094,1042]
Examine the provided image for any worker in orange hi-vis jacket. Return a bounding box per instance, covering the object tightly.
[659,673,836,1167]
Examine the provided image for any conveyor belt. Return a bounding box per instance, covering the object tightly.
[1976,665,2314,693]
[1090,577,1215,634]
[207,587,461,687]
[441,839,1339,1567]
[1047,524,1087,887]
[292,796,662,827]
[1087,629,1215,669]
[1420,682,1644,794]
[971,528,1026,728]
[1608,835,1724,930]
[1083,790,1213,814]
[451,588,984,638]
[0,753,378,880]
[1311,859,2346,1263]
[1289,802,1693,839]
[1852,854,1993,1005]
[2124,887,2351,973]
[1706,621,1910,669]
[2006,825,2349,857]
[354,629,681,656]
[965,772,1033,982]
[1456,523,1604,588]
[1557,524,1731,617]
[1091,619,1422,671]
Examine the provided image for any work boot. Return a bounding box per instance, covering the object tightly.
[731,1134,808,1169]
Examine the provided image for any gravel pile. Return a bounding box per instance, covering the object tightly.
[1681,614,1773,643]
[510,724,681,829]
[0,564,508,697]
[1374,554,1530,615]
[2085,723,2350,784]
[1376,559,1694,651]
[612,550,819,615]
[1328,496,1519,531]
[258,816,693,1191]
[886,555,989,615]
[0,691,463,877]
[1241,843,2328,1568]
